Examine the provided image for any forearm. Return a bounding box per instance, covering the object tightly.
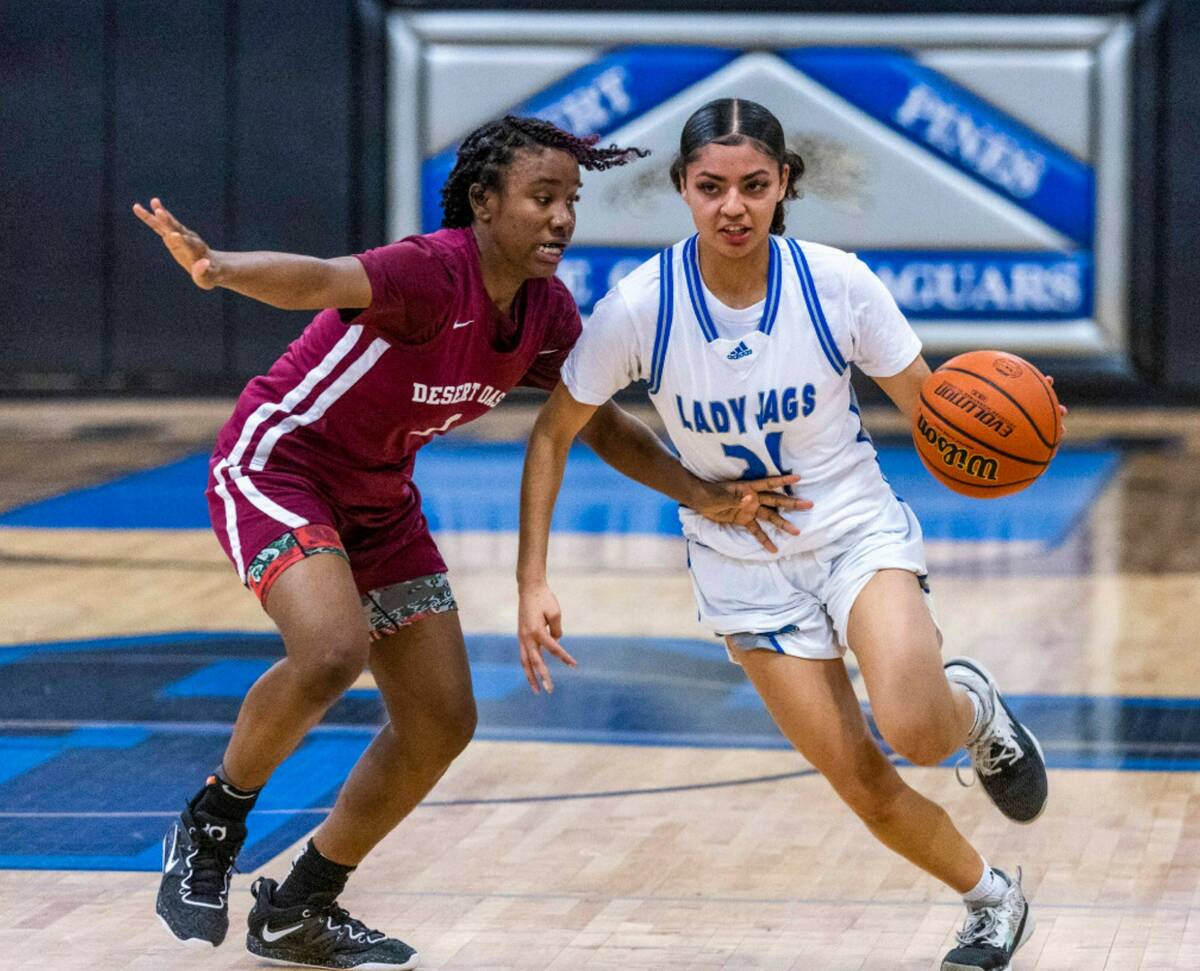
[214,251,357,310]
[581,403,706,508]
[517,427,571,589]
[874,354,931,420]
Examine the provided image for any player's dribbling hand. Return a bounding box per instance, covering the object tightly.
[693,474,813,554]
[1046,375,1070,419]
[132,198,223,289]
[517,582,578,695]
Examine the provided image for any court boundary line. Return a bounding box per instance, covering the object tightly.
[4,875,1193,918]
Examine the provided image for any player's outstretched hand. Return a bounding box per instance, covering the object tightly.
[693,474,813,554]
[517,582,578,695]
[132,197,223,289]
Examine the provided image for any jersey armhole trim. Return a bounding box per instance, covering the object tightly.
[648,246,675,395]
[787,238,847,376]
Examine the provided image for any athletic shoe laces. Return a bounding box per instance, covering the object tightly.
[187,822,239,898]
[955,907,1007,948]
[956,709,1024,785]
[306,900,387,956]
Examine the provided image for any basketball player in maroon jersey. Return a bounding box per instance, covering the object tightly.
[134,115,805,969]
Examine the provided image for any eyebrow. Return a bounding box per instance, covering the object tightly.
[695,169,771,181]
[529,177,581,188]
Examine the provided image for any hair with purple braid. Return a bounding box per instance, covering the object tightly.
[440,115,649,228]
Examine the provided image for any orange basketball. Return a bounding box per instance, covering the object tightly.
[912,350,1063,498]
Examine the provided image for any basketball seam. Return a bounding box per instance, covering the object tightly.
[1032,364,1062,448]
[940,366,1056,451]
[918,393,1050,467]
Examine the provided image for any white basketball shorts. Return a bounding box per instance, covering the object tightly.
[687,498,937,662]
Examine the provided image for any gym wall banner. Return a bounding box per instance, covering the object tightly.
[389,12,1132,362]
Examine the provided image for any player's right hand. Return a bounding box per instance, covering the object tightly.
[517,582,578,695]
[694,474,813,554]
[132,197,223,290]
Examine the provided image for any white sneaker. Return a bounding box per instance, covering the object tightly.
[942,867,1035,971]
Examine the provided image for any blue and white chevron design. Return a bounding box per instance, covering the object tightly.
[422,46,1095,324]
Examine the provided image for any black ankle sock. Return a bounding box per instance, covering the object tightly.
[275,839,356,906]
[189,768,262,825]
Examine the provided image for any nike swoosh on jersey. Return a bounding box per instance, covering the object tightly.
[452,319,474,329]
[261,922,306,943]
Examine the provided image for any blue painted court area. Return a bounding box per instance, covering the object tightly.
[2,631,1200,872]
[0,438,1119,545]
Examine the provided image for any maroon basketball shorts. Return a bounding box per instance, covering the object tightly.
[205,454,456,637]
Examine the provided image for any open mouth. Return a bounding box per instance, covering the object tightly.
[719,226,751,244]
[536,241,567,262]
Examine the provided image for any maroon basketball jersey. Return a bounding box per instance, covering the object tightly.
[212,227,580,513]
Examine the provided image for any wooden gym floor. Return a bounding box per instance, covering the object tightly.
[1,399,1199,970]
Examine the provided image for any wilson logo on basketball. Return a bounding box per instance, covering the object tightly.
[932,382,1015,438]
[915,413,1000,481]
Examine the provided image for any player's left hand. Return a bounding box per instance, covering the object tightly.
[132,197,224,289]
[516,581,578,695]
[692,474,813,554]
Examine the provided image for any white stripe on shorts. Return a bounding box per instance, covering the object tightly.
[229,465,309,532]
[228,325,366,467]
[249,337,390,471]
[211,458,246,582]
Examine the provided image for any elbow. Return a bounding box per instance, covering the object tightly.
[577,404,621,454]
[576,420,602,451]
[533,423,578,459]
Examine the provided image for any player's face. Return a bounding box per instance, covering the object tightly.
[484,148,581,279]
[679,141,788,260]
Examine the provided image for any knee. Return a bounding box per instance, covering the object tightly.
[395,697,476,781]
[821,742,904,824]
[831,765,907,828]
[435,696,478,762]
[289,636,369,703]
[845,783,906,829]
[879,717,956,767]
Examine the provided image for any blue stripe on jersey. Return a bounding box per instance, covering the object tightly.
[849,385,906,503]
[683,235,784,341]
[681,236,719,341]
[648,246,676,395]
[787,239,847,375]
[759,237,784,335]
[848,401,871,444]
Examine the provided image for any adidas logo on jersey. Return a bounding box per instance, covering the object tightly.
[726,341,753,361]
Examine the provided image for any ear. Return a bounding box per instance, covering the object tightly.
[469,183,493,223]
[777,163,790,202]
[675,167,692,203]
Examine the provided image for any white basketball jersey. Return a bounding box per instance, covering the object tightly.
[562,234,923,561]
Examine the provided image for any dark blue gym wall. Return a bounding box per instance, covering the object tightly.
[0,0,387,393]
[1,0,1196,394]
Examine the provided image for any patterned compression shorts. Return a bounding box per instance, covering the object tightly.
[244,525,457,638]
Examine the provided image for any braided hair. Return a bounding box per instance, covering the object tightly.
[440,116,649,228]
[669,98,805,235]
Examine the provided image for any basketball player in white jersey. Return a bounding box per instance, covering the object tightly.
[517,99,1057,971]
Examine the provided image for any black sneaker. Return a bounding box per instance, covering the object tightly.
[942,867,1035,970]
[246,876,419,969]
[155,806,245,946]
[945,657,1049,823]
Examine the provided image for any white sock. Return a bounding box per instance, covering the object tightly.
[963,863,1009,907]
